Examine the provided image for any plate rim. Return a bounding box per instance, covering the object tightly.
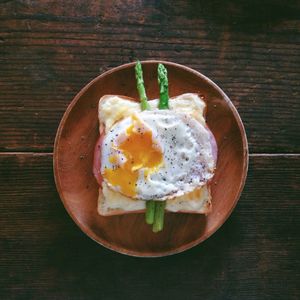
[53,60,249,257]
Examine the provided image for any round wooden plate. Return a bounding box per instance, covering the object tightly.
[54,61,248,257]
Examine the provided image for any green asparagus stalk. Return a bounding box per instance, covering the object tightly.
[152,201,167,233]
[152,63,170,232]
[134,62,170,232]
[135,61,156,225]
[145,201,156,225]
[135,61,150,111]
[158,63,169,109]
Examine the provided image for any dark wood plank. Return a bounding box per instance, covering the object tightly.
[0,153,299,299]
[0,1,299,152]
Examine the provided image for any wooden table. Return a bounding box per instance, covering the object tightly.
[1,1,299,299]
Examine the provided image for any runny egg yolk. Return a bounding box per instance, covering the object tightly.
[103,116,163,198]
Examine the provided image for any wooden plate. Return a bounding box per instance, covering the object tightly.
[54,61,248,257]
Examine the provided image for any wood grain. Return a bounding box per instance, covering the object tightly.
[0,0,299,299]
[0,153,299,299]
[0,0,299,152]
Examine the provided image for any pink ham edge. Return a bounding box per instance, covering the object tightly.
[205,125,218,189]
[207,125,218,164]
[93,133,104,186]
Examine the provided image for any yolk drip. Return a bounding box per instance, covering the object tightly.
[103,116,163,198]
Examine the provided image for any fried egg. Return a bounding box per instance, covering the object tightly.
[101,109,216,200]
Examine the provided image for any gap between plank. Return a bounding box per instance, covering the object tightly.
[249,153,300,157]
[0,152,53,156]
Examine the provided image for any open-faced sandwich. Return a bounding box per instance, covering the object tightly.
[93,62,217,232]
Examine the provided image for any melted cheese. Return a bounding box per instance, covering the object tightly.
[98,182,211,215]
[99,93,206,134]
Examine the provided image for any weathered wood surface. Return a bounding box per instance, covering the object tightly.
[0,154,299,299]
[1,1,299,299]
[0,1,299,152]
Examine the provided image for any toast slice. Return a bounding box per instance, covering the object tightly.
[96,93,213,216]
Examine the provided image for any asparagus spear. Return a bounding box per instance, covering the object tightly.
[152,201,166,233]
[135,61,150,111]
[135,61,156,225]
[158,63,169,109]
[152,63,170,232]
[145,201,156,225]
[134,62,170,232]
